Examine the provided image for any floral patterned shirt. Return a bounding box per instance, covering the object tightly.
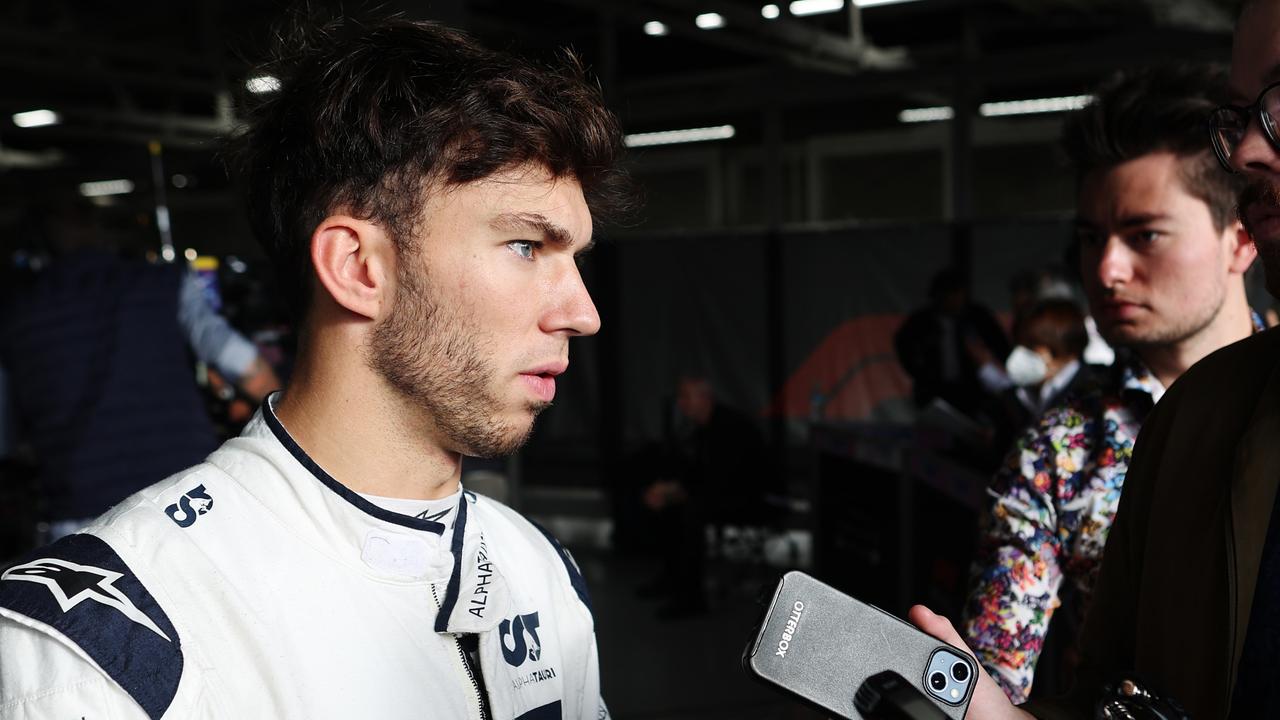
[961,354,1163,703]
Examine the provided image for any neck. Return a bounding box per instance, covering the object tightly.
[272,323,462,502]
[1135,283,1253,390]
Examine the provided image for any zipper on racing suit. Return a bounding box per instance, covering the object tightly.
[432,583,491,720]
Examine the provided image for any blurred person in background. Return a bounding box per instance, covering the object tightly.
[895,267,1012,421]
[972,274,1107,458]
[959,63,1262,704]
[0,197,279,546]
[1000,298,1093,424]
[639,373,767,619]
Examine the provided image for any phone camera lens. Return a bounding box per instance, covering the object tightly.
[930,672,947,691]
[951,662,970,682]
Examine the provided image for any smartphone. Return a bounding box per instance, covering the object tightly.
[855,671,947,720]
[742,571,976,720]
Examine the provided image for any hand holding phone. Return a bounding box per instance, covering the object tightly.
[906,604,1036,720]
[742,571,976,720]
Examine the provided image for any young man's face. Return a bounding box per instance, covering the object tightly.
[1076,151,1239,349]
[369,164,600,458]
[1229,1,1280,297]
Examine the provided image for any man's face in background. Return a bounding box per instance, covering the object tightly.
[1229,1,1280,298]
[1076,151,1245,350]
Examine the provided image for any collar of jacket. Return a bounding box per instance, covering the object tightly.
[207,396,510,634]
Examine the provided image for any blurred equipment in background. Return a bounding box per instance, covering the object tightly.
[0,197,280,552]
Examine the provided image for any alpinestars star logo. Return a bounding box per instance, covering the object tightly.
[2,558,172,641]
[415,508,451,523]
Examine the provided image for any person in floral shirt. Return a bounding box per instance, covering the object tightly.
[962,64,1263,704]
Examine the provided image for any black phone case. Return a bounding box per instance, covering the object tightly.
[742,570,975,720]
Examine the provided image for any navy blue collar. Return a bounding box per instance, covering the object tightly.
[261,393,448,536]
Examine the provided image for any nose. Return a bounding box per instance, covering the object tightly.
[544,262,601,337]
[1231,115,1280,176]
[1093,236,1133,289]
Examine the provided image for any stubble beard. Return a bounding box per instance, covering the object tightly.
[368,264,547,459]
[1240,177,1280,299]
[1095,276,1226,352]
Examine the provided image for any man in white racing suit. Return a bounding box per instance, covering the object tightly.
[0,15,632,720]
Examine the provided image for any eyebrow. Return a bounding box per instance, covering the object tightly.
[1074,213,1170,229]
[1232,63,1280,103]
[489,212,593,253]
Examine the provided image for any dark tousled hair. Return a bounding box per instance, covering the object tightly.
[227,16,635,319]
[1061,63,1244,233]
[1017,298,1088,360]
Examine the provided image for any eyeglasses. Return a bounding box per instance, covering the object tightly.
[1209,80,1280,173]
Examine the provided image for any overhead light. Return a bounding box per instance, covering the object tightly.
[790,0,844,16]
[644,21,668,36]
[79,179,135,197]
[979,94,1093,117]
[695,12,725,29]
[897,94,1093,123]
[13,109,60,128]
[854,0,923,6]
[762,4,781,18]
[625,124,736,147]
[245,75,281,94]
[898,106,953,123]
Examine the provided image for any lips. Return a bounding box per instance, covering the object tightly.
[519,362,567,404]
[1097,298,1146,320]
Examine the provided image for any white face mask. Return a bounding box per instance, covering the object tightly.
[1005,345,1048,387]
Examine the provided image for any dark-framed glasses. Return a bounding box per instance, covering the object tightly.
[1210,80,1280,172]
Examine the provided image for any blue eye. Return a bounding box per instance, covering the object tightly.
[508,240,536,260]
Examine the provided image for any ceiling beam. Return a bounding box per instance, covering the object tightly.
[618,27,1229,125]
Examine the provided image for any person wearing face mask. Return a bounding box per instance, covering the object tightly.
[954,63,1264,707]
[979,298,1097,468]
[1003,299,1092,422]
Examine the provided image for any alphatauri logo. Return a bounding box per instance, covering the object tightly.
[775,600,804,658]
[165,484,214,528]
[500,611,543,667]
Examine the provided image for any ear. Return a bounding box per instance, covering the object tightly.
[1228,220,1259,275]
[310,214,396,321]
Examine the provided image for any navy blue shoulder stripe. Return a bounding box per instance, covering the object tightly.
[0,534,182,719]
[528,520,592,615]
